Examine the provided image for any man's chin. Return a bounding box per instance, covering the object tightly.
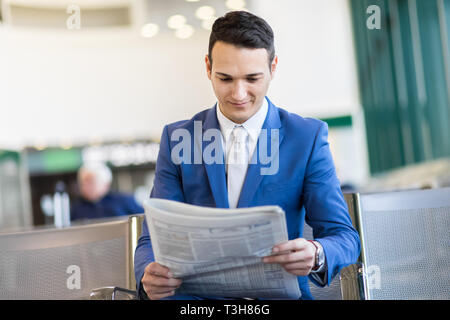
[228,107,254,121]
[228,113,251,124]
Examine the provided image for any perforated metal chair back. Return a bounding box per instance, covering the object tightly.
[0,217,140,299]
[352,187,450,300]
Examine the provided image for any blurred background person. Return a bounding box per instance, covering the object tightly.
[71,162,144,221]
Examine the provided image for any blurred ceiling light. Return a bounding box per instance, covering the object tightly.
[167,14,187,29]
[175,24,194,39]
[202,17,216,31]
[35,142,47,151]
[141,23,159,38]
[120,134,135,144]
[89,135,103,146]
[60,141,73,150]
[195,6,215,20]
[225,0,246,10]
[185,0,200,2]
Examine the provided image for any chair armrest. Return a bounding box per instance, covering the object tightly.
[90,286,137,300]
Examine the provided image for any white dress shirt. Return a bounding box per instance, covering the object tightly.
[216,98,268,172]
[215,98,327,283]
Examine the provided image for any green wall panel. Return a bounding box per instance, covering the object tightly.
[350,0,450,174]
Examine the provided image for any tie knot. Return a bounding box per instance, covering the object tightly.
[232,125,248,143]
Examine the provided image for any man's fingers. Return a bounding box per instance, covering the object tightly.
[146,274,182,287]
[281,261,313,271]
[142,262,183,299]
[149,290,176,300]
[144,284,180,294]
[142,275,181,300]
[146,262,173,279]
[272,238,309,253]
[142,275,181,290]
[142,269,182,287]
[262,249,310,264]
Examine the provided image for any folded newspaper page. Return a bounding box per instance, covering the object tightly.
[144,198,301,299]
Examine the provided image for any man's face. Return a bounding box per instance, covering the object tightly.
[79,172,110,202]
[206,41,277,124]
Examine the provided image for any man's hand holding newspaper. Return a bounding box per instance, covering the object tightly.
[142,262,182,300]
[142,198,303,300]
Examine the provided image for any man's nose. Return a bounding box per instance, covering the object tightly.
[231,81,247,101]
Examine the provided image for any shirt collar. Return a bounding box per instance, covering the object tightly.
[216,98,268,143]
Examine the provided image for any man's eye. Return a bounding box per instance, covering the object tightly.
[220,78,232,82]
[247,78,259,82]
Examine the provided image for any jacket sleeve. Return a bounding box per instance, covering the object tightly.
[302,121,361,287]
[134,125,186,295]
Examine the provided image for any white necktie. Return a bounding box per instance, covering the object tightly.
[227,125,249,208]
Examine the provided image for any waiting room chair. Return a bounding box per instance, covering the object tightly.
[0,215,144,299]
[341,188,449,299]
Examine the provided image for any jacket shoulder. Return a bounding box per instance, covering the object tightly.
[164,107,212,133]
[276,106,327,134]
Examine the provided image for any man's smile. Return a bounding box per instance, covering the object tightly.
[229,101,250,107]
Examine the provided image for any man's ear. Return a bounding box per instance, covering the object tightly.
[270,55,278,79]
[205,54,212,80]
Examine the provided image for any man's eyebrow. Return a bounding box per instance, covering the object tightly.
[215,72,264,77]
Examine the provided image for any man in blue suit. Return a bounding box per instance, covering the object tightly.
[134,11,360,300]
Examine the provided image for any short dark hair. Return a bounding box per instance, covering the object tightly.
[208,11,275,68]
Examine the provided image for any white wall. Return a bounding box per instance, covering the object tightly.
[0,27,216,149]
[253,0,361,118]
[0,0,369,185]
[0,0,360,148]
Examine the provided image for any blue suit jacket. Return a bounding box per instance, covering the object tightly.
[71,192,144,221]
[134,97,360,300]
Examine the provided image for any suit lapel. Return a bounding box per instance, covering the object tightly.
[237,97,284,208]
[202,104,229,208]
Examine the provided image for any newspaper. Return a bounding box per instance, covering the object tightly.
[143,198,301,299]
